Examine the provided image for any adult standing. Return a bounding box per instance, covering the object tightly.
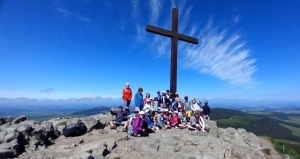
[143,93,151,104]
[157,91,161,101]
[191,98,202,114]
[202,100,211,120]
[134,87,144,111]
[158,91,169,109]
[122,83,132,109]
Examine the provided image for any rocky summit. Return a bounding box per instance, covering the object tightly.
[0,113,265,159]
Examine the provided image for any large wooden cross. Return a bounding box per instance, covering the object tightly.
[146,8,198,93]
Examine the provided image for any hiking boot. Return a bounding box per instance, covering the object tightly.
[122,128,127,132]
[110,126,116,129]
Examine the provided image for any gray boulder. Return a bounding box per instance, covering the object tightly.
[0,130,8,144]
[0,138,20,157]
[30,122,56,147]
[67,117,106,133]
[0,117,6,125]
[0,148,14,159]
[4,132,19,143]
[12,116,28,124]
[205,120,218,137]
[0,116,12,125]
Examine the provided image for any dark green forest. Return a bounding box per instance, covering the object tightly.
[211,108,300,141]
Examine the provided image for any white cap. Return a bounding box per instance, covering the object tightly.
[139,111,145,115]
[125,83,130,86]
[174,111,178,114]
[164,109,169,112]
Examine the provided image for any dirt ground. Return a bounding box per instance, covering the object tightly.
[259,136,283,159]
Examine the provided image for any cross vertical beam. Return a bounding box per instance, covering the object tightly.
[146,8,199,94]
[171,8,178,94]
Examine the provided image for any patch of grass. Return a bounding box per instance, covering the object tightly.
[77,119,82,123]
[269,137,300,159]
[280,123,300,137]
[288,116,300,123]
[174,149,180,152]
[263,148,271,155]
[58,121,67,126]
[206,128,210,133]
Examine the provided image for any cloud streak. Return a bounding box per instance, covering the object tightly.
[55,6,91,23]
[149,0,162,25]
[183,21,257,86]
[131,0,140,18]
[40,87,54,94]
[145,2,257,87]
[134,24,146,42]
[0,96,123,106]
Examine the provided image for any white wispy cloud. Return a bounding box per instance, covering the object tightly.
[131,0,140,18]
[149,0,162,25]
[183,20,257,86]
[134,24,145,42]
[234,15,241,23]
[55,6,91,23]
[0,96,123,105]
[146,2,257,87]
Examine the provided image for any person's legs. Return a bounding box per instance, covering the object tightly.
[188,125,196,130]
[168,104,172,111]
[123,121,128,129]
[139,105,144,111]
[195,124,201,130]
[187,111,191,119]
[115,121,122,126]
[126,100,131,107]
[110,120,115,126]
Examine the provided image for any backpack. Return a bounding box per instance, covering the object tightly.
[63,122,87,137]
[127,116,135,136]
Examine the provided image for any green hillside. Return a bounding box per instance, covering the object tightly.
[211,108,300,158]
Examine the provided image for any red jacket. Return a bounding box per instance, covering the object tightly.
[122,88,132,101]
[170,115,181,126]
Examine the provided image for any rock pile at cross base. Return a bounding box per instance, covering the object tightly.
[0,114,265,159]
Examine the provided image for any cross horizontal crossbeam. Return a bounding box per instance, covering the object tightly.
[146,25,198,44]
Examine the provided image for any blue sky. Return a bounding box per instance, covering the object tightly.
[0,0,300,106]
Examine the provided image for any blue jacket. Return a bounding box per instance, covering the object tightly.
[111,109,129,122]
[145,114,153,128]
[134,92,144,106]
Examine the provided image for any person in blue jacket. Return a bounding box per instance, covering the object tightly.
[144,109,155,132]
[134,87,144,111]
[109,106,129,131]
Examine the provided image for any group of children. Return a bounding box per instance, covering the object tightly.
[110,90,211,137]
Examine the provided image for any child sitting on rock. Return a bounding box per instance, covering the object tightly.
[179,111,190,129]
[127,109,139,136]
[133,111,149,137]
[145,109,155,132]
[170,111,181,128]
[188,110,205,132]
[109,106,129,132]
[156,109,170,130]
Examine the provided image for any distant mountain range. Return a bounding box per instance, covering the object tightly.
[71,106,111,116]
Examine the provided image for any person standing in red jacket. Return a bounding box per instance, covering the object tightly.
[122,83,132,109]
